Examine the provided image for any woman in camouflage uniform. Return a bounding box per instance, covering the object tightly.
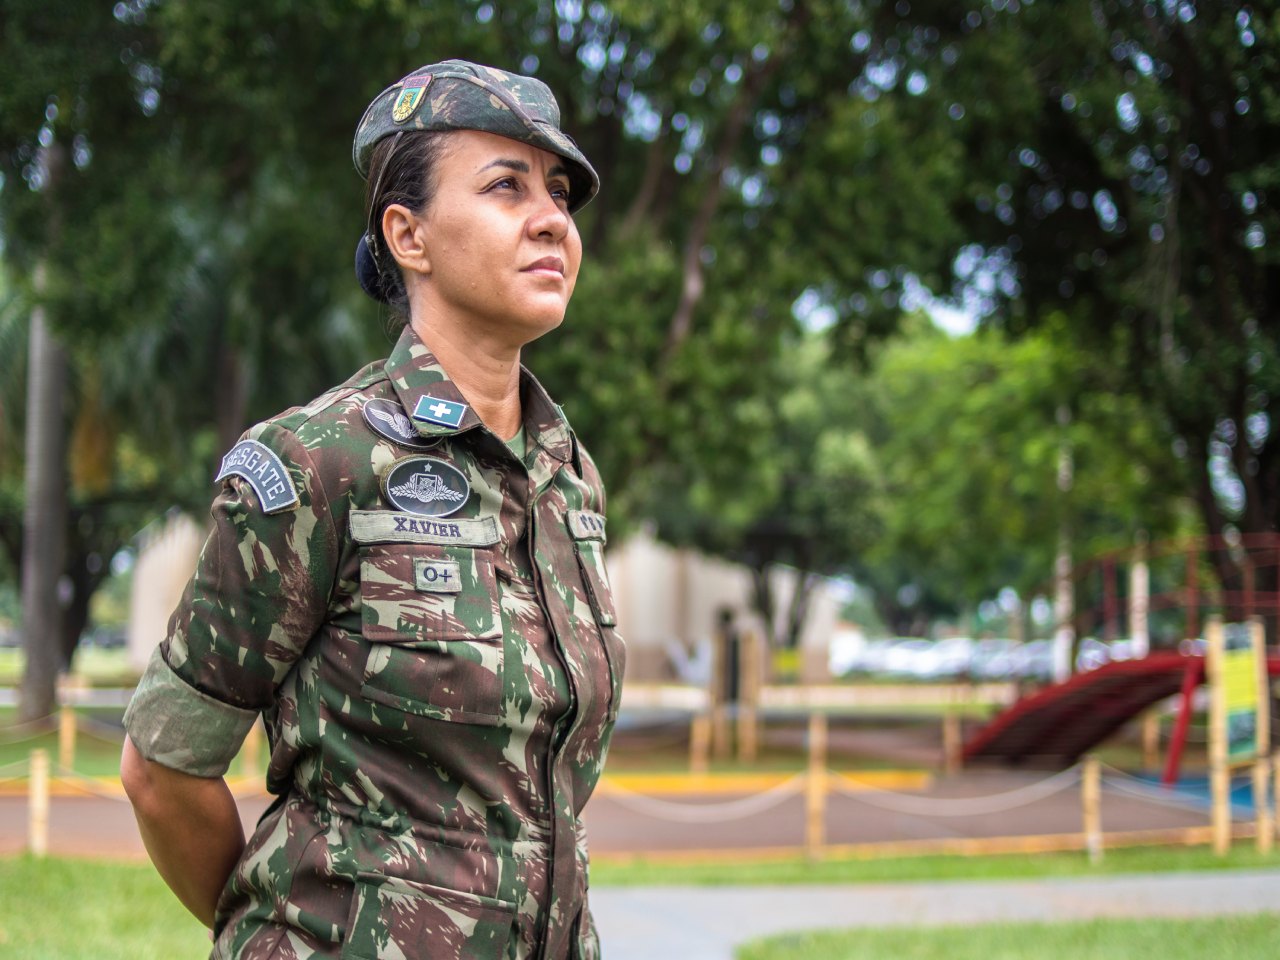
[121,60,624,960]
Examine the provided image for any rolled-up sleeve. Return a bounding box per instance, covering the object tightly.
[123,422,338,777]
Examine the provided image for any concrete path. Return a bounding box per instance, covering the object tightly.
[590,870,1280,960]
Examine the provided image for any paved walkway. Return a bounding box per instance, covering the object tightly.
[590,870,1280,960]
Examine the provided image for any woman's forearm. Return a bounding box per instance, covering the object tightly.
[121,736,247,927]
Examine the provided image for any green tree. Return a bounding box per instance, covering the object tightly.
[864,318,1196,635]
[645,331,885,647]
[853,1,1280,614]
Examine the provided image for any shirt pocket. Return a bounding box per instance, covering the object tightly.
[341,872,516,960]
[573,539,627,719]
[358,543,505,725]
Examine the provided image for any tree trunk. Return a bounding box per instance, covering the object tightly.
[782,572,820,650]
[19,264,69,724]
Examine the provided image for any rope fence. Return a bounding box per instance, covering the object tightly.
[828,765,1083,817]
[6,707,1279,861]
[1100,762,1259,814]
[0,717,58,746]
[597,774,806,824]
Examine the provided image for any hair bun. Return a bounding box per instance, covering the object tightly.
[355,234,390,303]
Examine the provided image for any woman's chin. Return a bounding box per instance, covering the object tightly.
[509,306,567,343]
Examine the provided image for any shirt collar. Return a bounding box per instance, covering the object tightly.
[383,325,574,463]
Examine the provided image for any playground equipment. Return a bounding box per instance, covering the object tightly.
[962,651,1280,771]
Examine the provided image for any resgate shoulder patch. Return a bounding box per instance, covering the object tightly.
[362,397,436,449]
[215,439,299,514]
[382,456,470,517]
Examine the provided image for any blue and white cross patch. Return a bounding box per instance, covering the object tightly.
[412,395,468,429]
[215,439,299,514]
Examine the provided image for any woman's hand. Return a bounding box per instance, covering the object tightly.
[121,736,247,928]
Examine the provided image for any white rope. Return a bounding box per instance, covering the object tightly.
[0,757,31,777]
[1099,763,1257,814]
[597,774,807,823]
[73,714,127,742]
[828,765,1083,817]
[51,763,132,802]
[0,719,56,744]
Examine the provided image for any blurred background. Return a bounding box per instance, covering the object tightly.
[1,3,1279,954]
[7,0,1275,712]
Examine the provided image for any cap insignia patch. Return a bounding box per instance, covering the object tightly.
[382,456,470,518]
[412,395,468,429]
[392,76,432,124]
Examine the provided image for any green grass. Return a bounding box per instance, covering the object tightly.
[591,842,1280,886]
[1,855,1276,960]
[737,914,1280,960]
[0,856,209,959]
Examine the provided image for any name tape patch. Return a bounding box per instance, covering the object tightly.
[215,439,299,514]
[566,510,607,542]
[350,511,499,547]
[414,559,462,593]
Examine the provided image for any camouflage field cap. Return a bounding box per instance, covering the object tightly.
[353,59,599,212]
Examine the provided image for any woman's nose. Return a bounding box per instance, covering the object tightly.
[528,188,571,240]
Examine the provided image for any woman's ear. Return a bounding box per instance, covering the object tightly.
[382,203,431,277]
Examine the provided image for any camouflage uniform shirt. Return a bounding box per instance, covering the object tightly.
[124,325,625,960]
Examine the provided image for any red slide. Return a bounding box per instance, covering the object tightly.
[963,653,1280,769]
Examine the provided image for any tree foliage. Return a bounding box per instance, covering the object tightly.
[858,1,1280,603]
[865,316,1195,632]
[2,0,1271,679]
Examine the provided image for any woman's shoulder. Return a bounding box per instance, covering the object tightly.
[268,359,390,439]
[217,358,398,504]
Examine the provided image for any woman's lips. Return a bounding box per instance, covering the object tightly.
[522,256,565,275]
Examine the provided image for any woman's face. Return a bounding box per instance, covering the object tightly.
[404,129,583,345]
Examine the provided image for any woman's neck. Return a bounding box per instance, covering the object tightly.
[408,314,523,441]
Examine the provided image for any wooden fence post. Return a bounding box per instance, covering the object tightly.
[1141,710,1160,772]
[1274,752,1280,847]
[736,630,761,765]
[1255,755,1274,855]
[805,712,828,860]
[1082,755,1102,865]
[29,749,49,859]
[710,624,730,761]
[689,713,711,776]
[58,707,76,771]
[942,711,963,774]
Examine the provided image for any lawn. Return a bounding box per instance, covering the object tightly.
[5,855,1274,957]
[0,857,209,959]
[737,914,1280,960]
[590,841,1280,886]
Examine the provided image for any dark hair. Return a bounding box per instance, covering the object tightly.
[363,131,452,316]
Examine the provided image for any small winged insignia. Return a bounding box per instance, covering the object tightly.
[369,404,416,439]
